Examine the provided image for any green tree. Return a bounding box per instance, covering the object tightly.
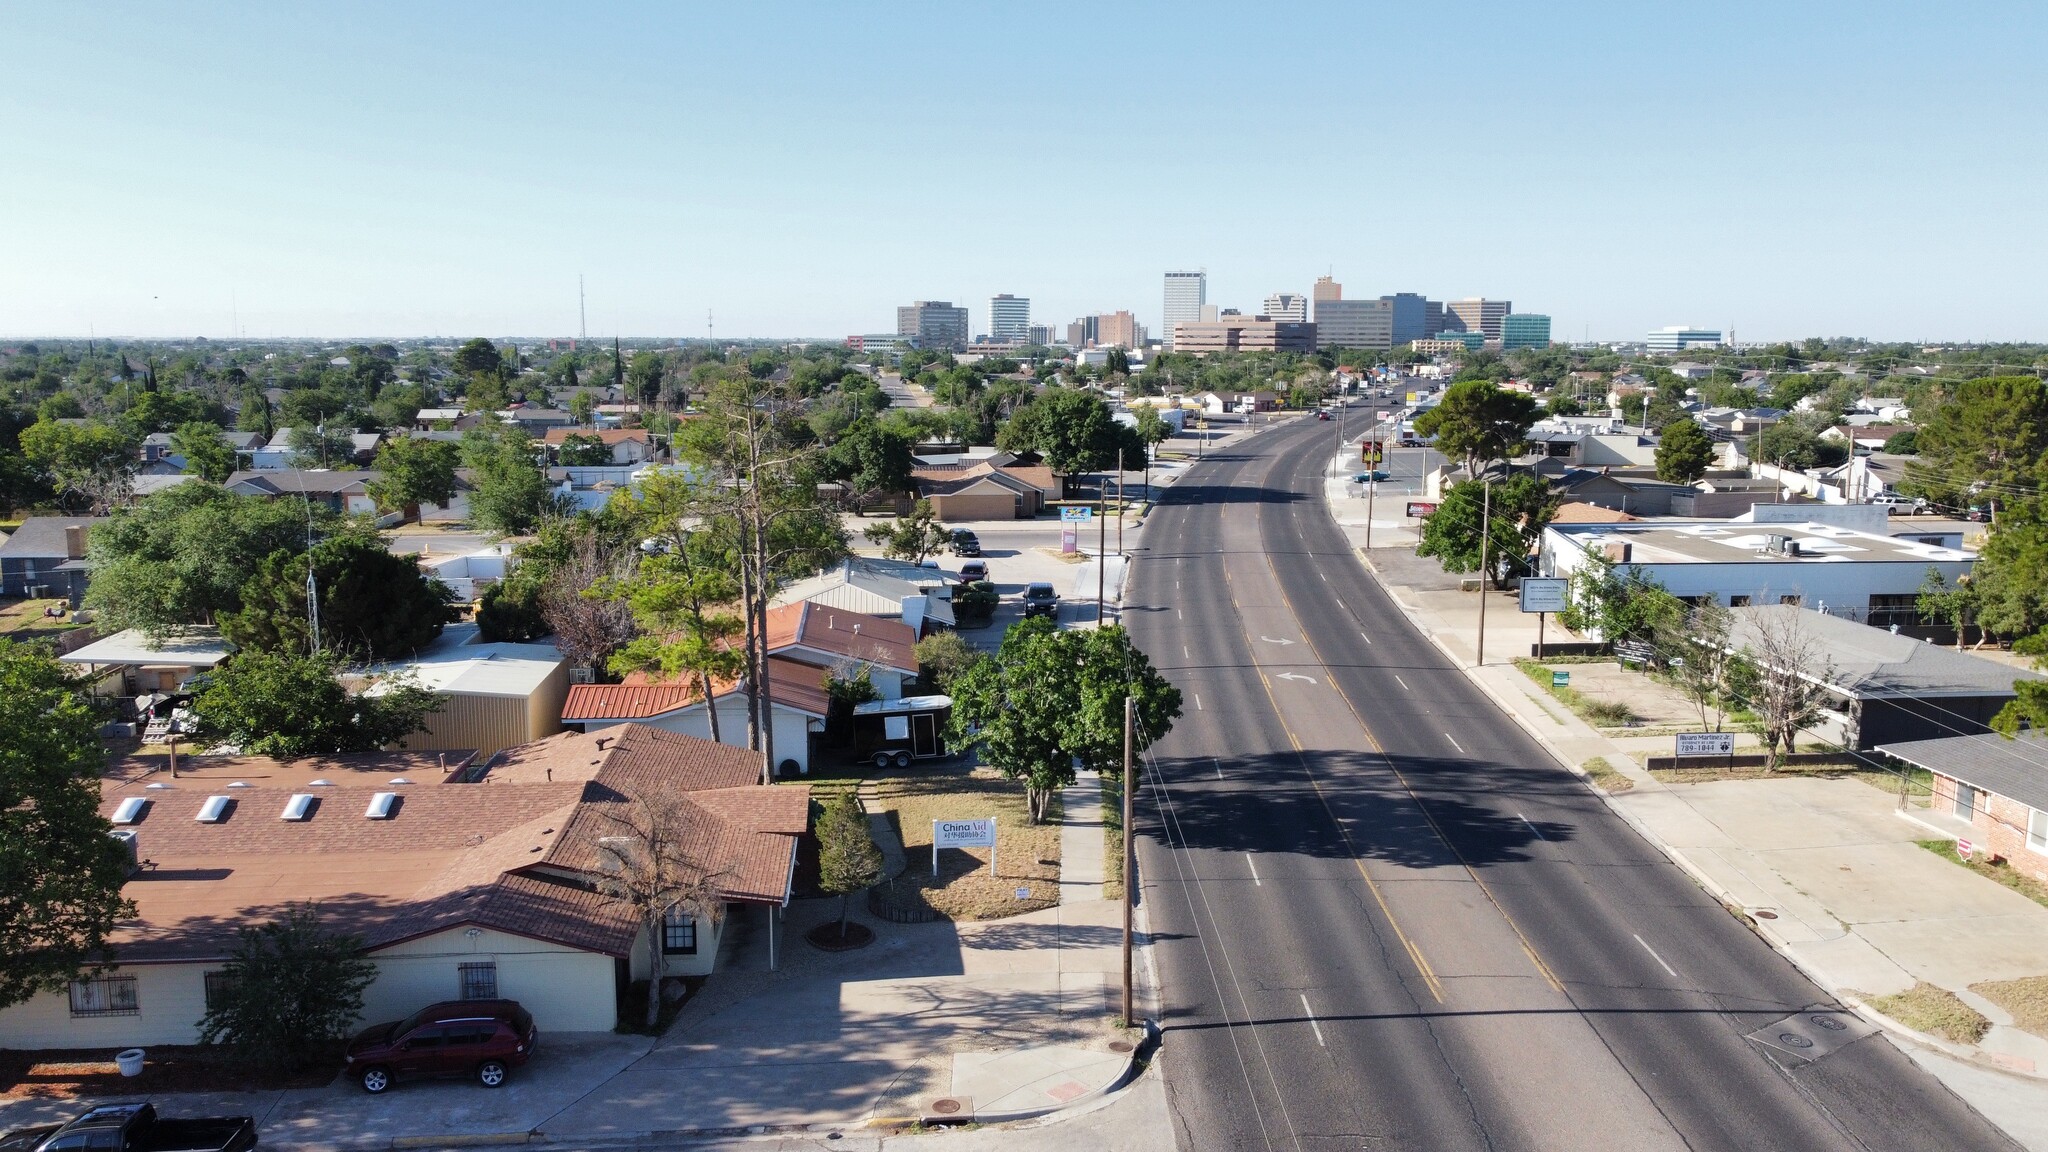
[475,569,550,641]
[286,423,356,469]
[1411,380,1540,477]
[1131,405,1172,454]
[196,906,376,1072]
[628,351,667,409]
[1907,376,2048,515]
[1882,429,1920,455]
[0,641,135,1011]
[1654,418,1715,484]
[367,436,459,514]
[189,650,443,758]
[20,418,138,512]
[452,338,503,378]
[914,630,985,692]
[1416,474,1557,588]
[951,579,998,627]
[815,790,884,941]
[1557,559,1685,644]
[172,421,239,482]
[1968,503,2048,641]
[1917,568,1978,648]
[824,418,915,507]
[223,533,454,660]
[87,483,328,636]
[568,389,598,427]
[463,423,566,535]
[1756,419,1845,470]
[554,432,614,466]
[996,388,1144,494]
[861,499,954,564]
[948,620,1180,823]
[605,543,745,744]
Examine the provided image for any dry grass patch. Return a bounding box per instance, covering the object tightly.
[1917,839,2048,911]
[1651,761,1866,786]
[1514,659,1641,728]
[1859,982,1990,1044]
[1035,546,1089,565]
[1102,774,1125,902]
[1580,756,1635,793]
[1969,976,2048,1041]
[868,762,1060,919]
[0,1044,343,1096]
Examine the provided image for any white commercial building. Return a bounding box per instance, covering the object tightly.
[1647,326,1724,353]
[1163,271,1206,347]
[1262,292,1308,323]
[989,294,1031,343]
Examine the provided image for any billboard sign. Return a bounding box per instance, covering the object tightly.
[1519,577,1569,613]
[1406,502,1437,518]
[1059,506,1093,522]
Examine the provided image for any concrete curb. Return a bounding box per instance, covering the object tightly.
[1346,546,2048,1084]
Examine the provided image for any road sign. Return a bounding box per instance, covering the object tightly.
[1552,671,1570,688]
[1675,732,1736,757]
[1519,577,1569,613]
[1406,501,1437,518]
[934,817,998,877]
[1957,838,1975,860]
[1059,506,1093,522]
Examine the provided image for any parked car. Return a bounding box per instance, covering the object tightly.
[0,1102,256,1152]
[950,530,982,557]
[1022,583,1060,619]
[958,560,989,583]
[1350,471,1390,484]
[345,999,538,1093]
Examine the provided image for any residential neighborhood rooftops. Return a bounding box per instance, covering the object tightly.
[59,627,231,670]
[1878,731,2048,815]
[1729,605,2046,700]
[359,629,566,698]
[564,656,832,722]
[1547,520,1974,566]
[225,469,379,496]
[765,600,917,673]
[474,723,767,788]
[0,515,105,559]
[105,748,481,792]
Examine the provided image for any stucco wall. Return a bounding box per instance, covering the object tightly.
[591,703,815,773]
[0,963,212,1049]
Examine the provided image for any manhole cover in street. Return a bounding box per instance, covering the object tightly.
[1753,910,1779,920]
[1747,1010,1876,1061]
[930,1099,962,1115]
[1108,1040,1134,1053]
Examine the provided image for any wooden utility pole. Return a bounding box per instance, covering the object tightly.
[1121,693,1136,1027]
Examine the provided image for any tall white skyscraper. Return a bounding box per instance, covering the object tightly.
[1163,270,1207,347]
[989,294,1031,343]
[1263,292,1307,323]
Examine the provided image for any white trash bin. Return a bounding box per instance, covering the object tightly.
[116,1049,145,1077]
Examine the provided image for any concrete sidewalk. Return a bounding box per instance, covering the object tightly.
[1328,480,2048,1138]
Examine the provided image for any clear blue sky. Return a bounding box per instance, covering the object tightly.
[3,2,2043,343]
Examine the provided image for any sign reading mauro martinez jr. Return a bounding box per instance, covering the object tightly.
[1675,732,1737,757]
[933,817,998,877]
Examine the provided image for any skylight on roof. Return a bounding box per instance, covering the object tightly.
[197,795,232,823]
[112,797,147,825]
[366,792,398,820]
[282,794,315,821]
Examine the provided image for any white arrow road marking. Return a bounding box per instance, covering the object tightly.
[1277,672,1318,684]
[1260,636,1296,645]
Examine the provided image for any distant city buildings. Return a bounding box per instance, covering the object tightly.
[1312,275,1342,306]
[1446,298,1511,342]
[1381,293,1429,344]
[1417,332,1485,353]
[896,300,970,351]
[1163,271,1207,348]
[1262,292,1308,324]
[1501,313,1552,350]
[1066,315,1097,348]
[1027,324,1056,346]
[1096,310,1140,349]
[1648,326,1724,353]
[1174,316,1316,355]
[846,332,912,352]
[988,294,1031,343]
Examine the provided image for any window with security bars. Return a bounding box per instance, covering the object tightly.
[203,971,237,1012]
[663,906,698,955]
[69,975,139,1017]
[458,962,498,1000]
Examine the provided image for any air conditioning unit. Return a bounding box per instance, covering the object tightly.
[109,829,140,876]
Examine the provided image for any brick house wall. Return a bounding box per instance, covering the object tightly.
[1934,773,2048,885]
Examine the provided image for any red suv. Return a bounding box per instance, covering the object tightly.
[345,1000,538,1093]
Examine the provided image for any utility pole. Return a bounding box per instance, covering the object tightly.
[1476,478,1493,668]
[1097,474,1108,625]
[1115,449,1125,561]
[579,274,587,341]
[1121,693,1136,1028]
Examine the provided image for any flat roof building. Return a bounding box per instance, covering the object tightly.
[1649,326,1724,353]
[1446,298,1511,341]
[1262,293,1308,324]
[1163,271,1207,347]
[896,301,970,351]
[1313,298,1392,350]
[1172,316,1317,355]
[1502,313,1552,350]
[989,294,1031,343]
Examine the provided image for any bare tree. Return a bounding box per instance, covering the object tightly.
[593,783,732,1030]
[1739,606,1836,769]
[540,528,638,679]
[1655,599,1740,732]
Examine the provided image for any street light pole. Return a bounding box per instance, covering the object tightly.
[1121,693,1136,1028]
[1115,449,1125,560]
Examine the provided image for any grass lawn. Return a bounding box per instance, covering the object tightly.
[867,760,1061,920]
[0,598,86,636]
[1917,838,2048,912]
[1857,981,1990,1044]
[1514,659,1639,727]
[1652,760,1883,786]
[1579,756,1635,793]
[1970,976,2048,1042]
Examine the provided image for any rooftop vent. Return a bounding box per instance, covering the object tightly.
[196,795,232,823]
[388,777,413,785]
[282,794,316,821]
[112,797,148,825]
[146,782,170,790]
[227,781,250,788]
[365,792,398,820]
[307,779,333,787]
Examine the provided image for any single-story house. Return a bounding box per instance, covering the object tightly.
[1878,731,2048,884]
[0,729,806,1048]
[503,406,577,431]
[765,601,918,700]
[542,427,656,465]
[1725,604,2046,750]
[225,470,381,517]
[911,457,1061,520]
[774,558,956,634]
[351,625,570,756]
[560,656,830,774]
[0,515,105,603]
[60,627,231,698]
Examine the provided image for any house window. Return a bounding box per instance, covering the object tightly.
[1779,595,1802,606]
[2029,809,2047,855]
[1956,784,1984,821]
[203,971,237,1012]
[1867,593,1919,628]
[663,906,698,955]
[1728,595,1751,607]
[458,962,498,1000]
[69,975,139,1017]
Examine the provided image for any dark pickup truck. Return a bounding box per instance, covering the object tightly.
[0,1103,256,1152]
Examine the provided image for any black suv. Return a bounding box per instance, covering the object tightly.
[950,530,982,557]
[1022,583,1060,619]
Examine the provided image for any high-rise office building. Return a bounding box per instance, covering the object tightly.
[1262,293,1308,324]
[1646,326,1723,353]
[1066,315,1098,348]
[1163,271,1206,347]
[1379,293,1429,344]
[1312,298,1393,350]
[1312,275,1342,305]
[1173,316,1317,355]
[1027,324,1056,347]
[1424,300,1446,338]
[896,300,971,351]
[1097,310,1139,349]
[989,294,1031,343]
[1501,314,1552,350]
[1446,298,1511,342]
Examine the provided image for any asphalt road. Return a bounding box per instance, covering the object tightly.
[1125,414,2019,1152]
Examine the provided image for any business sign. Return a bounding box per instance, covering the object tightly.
[933,817,998,876]
[1519,577,1569,614]
[1552,671,1570,688]
[1059,506,1094,523]
[1060,526,1078,554]
[1406,502,1437,518]
[1675,732,1737,757]
[1957,838,1975,860]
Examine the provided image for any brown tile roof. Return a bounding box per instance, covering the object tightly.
[565,659,827,722]
[765,602,916,674]
[106,750,480,793]
[475,724,764,788]
[1549,501,1639,524]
